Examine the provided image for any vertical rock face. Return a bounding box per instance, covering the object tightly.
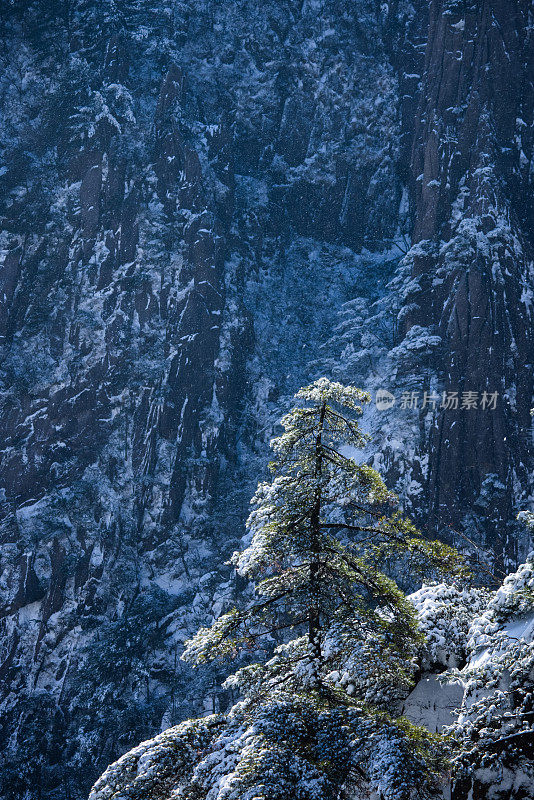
[403,0,534,566]
[0,2,532,798]
[0,3,406,798]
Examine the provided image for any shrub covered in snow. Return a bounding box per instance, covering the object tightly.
[444,550,534,799]
[409,583,490,671]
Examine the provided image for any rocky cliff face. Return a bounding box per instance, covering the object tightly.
[0,2,532,799]
[406,0,534,570]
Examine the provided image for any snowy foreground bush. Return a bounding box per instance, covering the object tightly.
[88,383,534,800]
[445,560,534,798]
[403,552,534,799]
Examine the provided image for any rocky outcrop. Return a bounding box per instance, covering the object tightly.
[403,0,534,567]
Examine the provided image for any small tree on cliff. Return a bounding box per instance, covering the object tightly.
[178,379,465,799]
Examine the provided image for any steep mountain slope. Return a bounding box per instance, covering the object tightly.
[0,3,408,798]
[406,0,534,570]
[0,2,532,799]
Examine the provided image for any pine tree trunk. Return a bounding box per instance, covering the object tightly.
[308,401,326,672]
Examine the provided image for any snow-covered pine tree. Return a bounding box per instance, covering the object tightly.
[175,378,466,799]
